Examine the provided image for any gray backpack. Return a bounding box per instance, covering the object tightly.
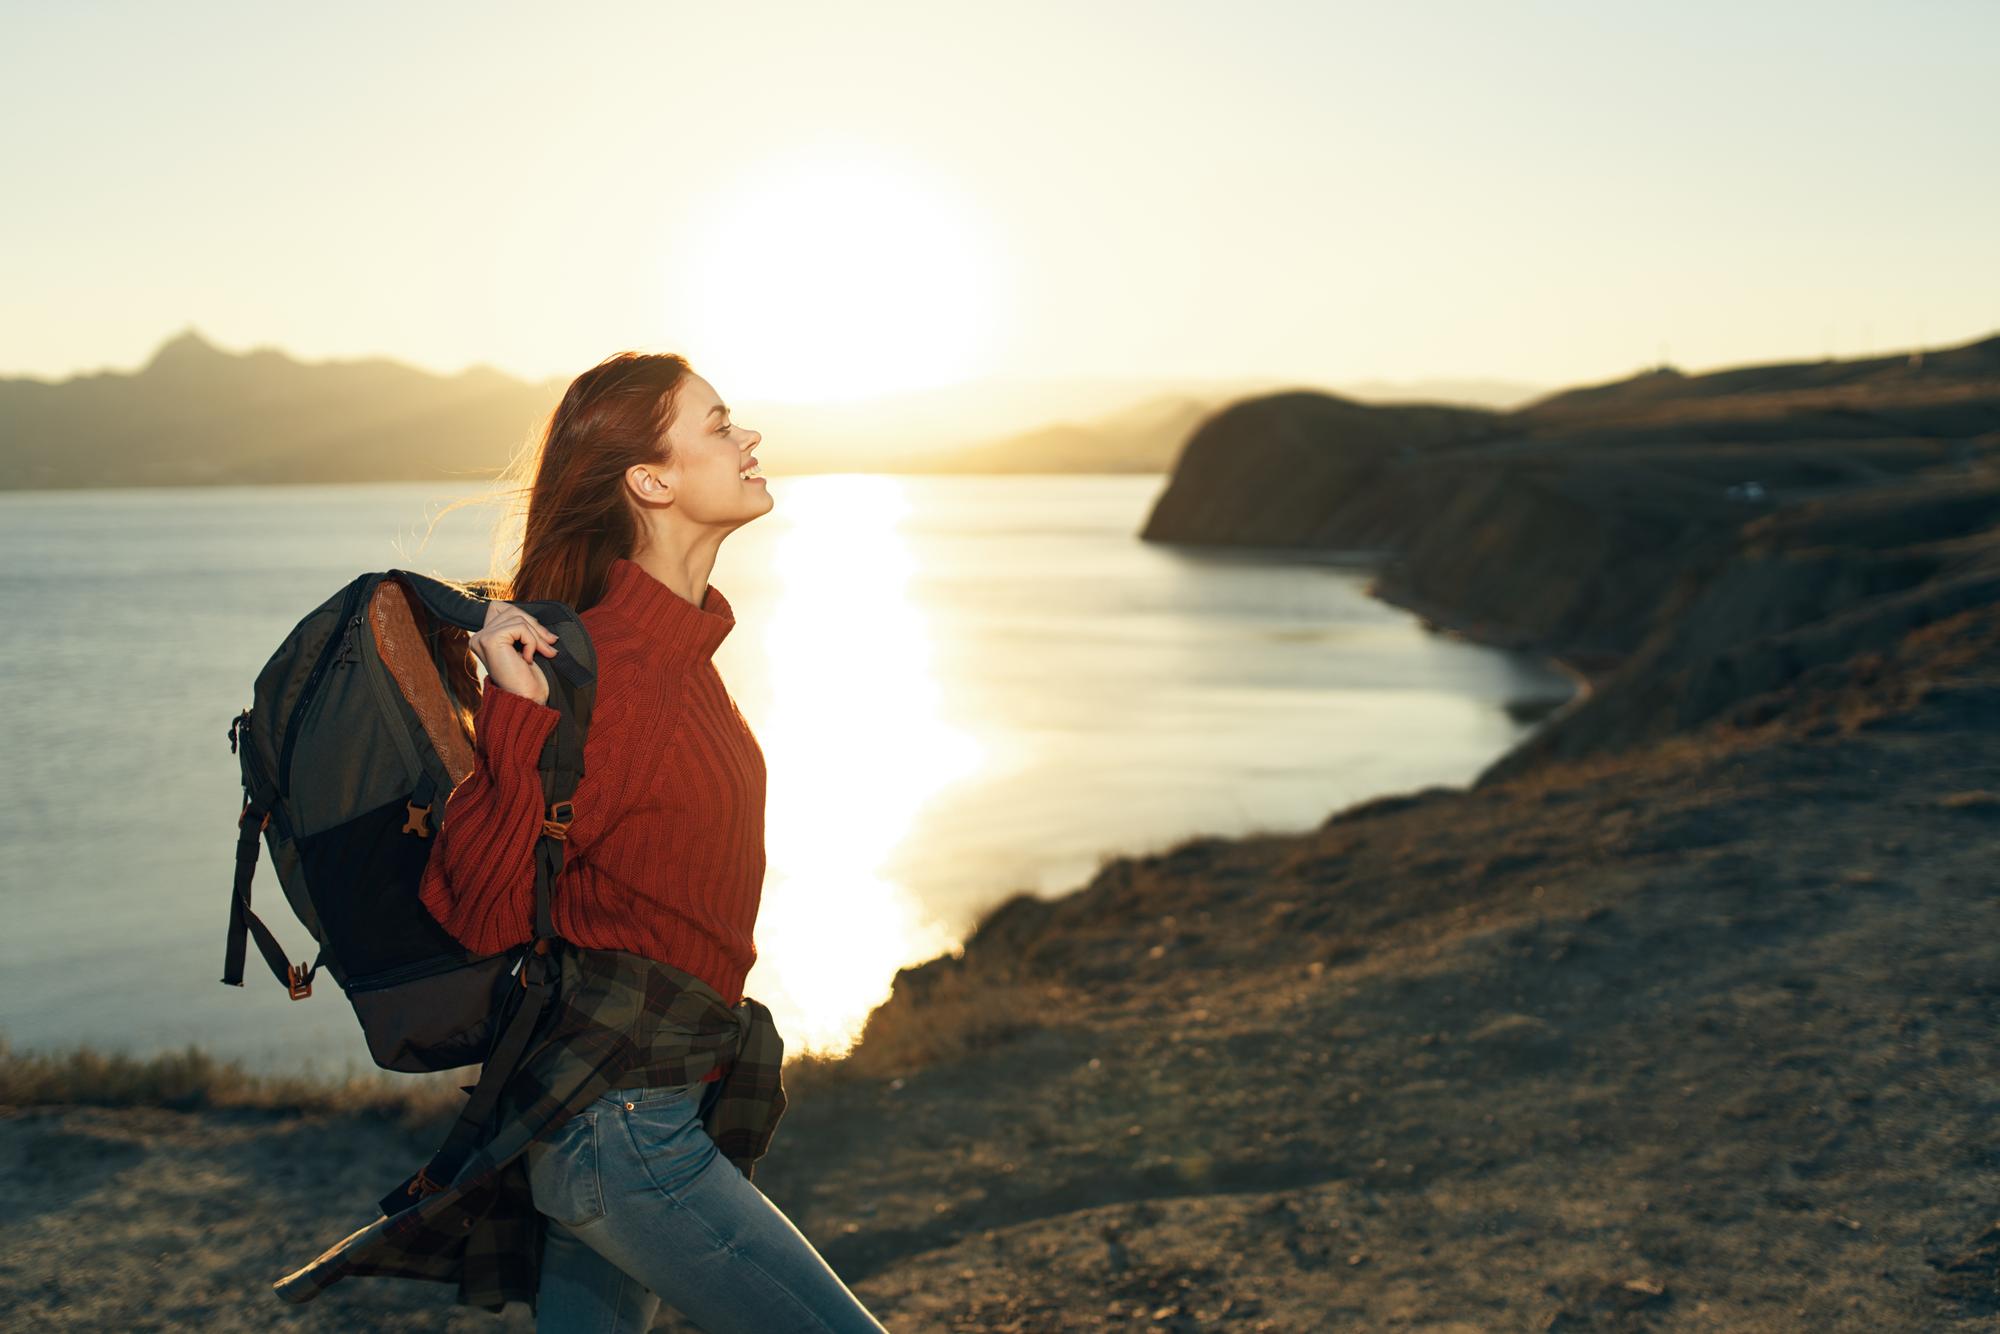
[223,568,595,1213]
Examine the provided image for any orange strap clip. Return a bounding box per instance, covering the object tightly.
[406,1165,447,1198]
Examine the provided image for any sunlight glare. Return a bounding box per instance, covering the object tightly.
[742,475,986,1056]
[674,140,1010,404]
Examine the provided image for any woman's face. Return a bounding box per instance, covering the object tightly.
[631,372,769,524]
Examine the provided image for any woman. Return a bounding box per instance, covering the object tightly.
[420,352,888,1333]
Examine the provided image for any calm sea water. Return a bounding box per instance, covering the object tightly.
[0,475,1572,1075]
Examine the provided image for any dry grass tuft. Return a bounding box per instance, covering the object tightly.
[0,1034,469,1135]
[835,961,1053,1081]
[1,951,1064,1123]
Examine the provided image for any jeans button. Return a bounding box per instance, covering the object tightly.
[625,1101,635,1110]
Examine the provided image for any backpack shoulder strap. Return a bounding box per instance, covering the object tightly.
[385,570,598,690]
[380,569,490,634]
[220,789,320,999]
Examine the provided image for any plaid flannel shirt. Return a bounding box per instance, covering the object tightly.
[273,945,788,1313]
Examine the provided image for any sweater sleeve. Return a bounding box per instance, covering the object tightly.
[417,654,665,955]
[416,676,563,955]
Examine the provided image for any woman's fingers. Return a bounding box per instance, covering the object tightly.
[519,622,559,656]
[469,612,556,706]
[511,629,551,662]
[489,609,561,652]
[509,605,557,641]
[470,603,562,705]
[501,610,547,640]
[484,598,560,645]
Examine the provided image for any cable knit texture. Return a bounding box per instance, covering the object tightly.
[417,556,767,1014]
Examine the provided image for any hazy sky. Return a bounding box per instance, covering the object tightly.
[4,0,1994,402]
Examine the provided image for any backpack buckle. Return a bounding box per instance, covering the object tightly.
[520,937,554,988]
[542,800,574,841]
[286,962,314,1000]
[237,797,270,832]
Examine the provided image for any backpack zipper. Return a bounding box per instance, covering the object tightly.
[344,949,489,995]
[279,578,369,800]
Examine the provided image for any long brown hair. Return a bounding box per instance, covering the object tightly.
[507,351,695,606]
[418,351,694,723]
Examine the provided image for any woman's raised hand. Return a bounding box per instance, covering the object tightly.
[471,599,561,706]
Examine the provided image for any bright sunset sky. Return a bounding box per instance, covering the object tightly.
[3,1,1994,404]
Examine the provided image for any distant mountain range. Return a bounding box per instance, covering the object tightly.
[0,328,1551,491]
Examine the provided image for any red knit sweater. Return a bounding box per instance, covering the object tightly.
[418,556,767,1018]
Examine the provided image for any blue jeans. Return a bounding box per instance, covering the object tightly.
[526,1076,888,1333]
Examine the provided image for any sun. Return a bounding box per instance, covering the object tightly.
[670,140,1011,404]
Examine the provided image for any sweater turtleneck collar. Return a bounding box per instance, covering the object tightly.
[595,556,734,664]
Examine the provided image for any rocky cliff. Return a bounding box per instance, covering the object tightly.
[1142,334,2000,779]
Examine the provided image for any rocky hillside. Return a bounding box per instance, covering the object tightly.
[1142,333,2000,778]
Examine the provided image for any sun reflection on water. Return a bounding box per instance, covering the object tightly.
[743,475,985,1058]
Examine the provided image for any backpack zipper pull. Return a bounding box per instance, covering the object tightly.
[334,611,363,666]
